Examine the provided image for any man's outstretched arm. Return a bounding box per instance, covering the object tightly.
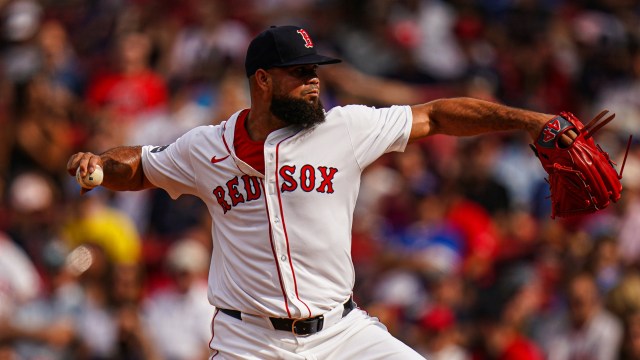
[411,97,628,219]
[66,146,156,193]
[410,97,552,141]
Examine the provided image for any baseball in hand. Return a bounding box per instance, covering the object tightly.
[76,165,103,189]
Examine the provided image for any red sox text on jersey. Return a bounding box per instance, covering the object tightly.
[212,166,339,213]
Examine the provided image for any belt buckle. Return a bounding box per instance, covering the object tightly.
[291,315,324,336]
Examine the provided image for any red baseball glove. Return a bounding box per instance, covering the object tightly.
[531,110,631,218]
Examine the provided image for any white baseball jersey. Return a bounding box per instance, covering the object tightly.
[141,104,412,318]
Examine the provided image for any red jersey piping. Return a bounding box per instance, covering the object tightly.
[209,308,220,358]
[260,178,292,318]
[274,136,313,318]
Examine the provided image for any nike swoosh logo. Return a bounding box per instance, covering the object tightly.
[211,155,230,164]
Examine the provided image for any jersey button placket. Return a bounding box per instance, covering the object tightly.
[265,145,276,195]
[263,137,299,315]
[276,135,310,317]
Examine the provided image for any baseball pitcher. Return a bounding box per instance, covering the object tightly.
[67,25,626,359]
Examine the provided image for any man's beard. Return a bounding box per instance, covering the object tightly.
[270,94,326,129]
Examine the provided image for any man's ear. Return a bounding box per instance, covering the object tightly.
[254,69,271,90]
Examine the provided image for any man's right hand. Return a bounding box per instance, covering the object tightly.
[67,152,104,194]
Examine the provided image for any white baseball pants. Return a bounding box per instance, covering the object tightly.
[208,307,426,359]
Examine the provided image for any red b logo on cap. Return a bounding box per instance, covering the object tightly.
[297,29,313,48]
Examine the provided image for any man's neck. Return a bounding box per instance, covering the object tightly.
[245,110,287,142]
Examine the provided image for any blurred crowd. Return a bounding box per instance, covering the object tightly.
[1,0,640,359]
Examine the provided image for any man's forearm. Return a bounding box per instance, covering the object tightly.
[67,145,154,192]
[100,146,150,191]
[410,97,552,141]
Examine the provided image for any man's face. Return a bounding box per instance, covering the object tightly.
[568,275,598,327]
[268,64,326,128]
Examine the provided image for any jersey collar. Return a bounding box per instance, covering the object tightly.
[221,109,302,177]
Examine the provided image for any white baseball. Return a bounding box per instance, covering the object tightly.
[76,165,104,189]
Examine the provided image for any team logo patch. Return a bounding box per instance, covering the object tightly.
[150,145,169,153]
[297,29,313,48]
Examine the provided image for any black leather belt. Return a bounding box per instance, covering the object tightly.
[219,297,356,336]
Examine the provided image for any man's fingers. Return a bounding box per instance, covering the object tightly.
[559,129,579,148]
[87,155,102,174]
[66,153,83,176]
[67,152,100,177]
[76,154,92,177]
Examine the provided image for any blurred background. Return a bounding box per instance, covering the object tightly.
[0,0,639,359]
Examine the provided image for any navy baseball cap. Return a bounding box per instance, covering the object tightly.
[245,25,341,77]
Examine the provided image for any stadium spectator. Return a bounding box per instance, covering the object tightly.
[143,238,212,360]
[542,272,623,360]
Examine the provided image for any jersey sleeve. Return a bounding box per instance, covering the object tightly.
[141,127,202,199]
[340,104,412,169]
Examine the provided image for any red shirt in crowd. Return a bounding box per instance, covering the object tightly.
[86,70,168,120]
